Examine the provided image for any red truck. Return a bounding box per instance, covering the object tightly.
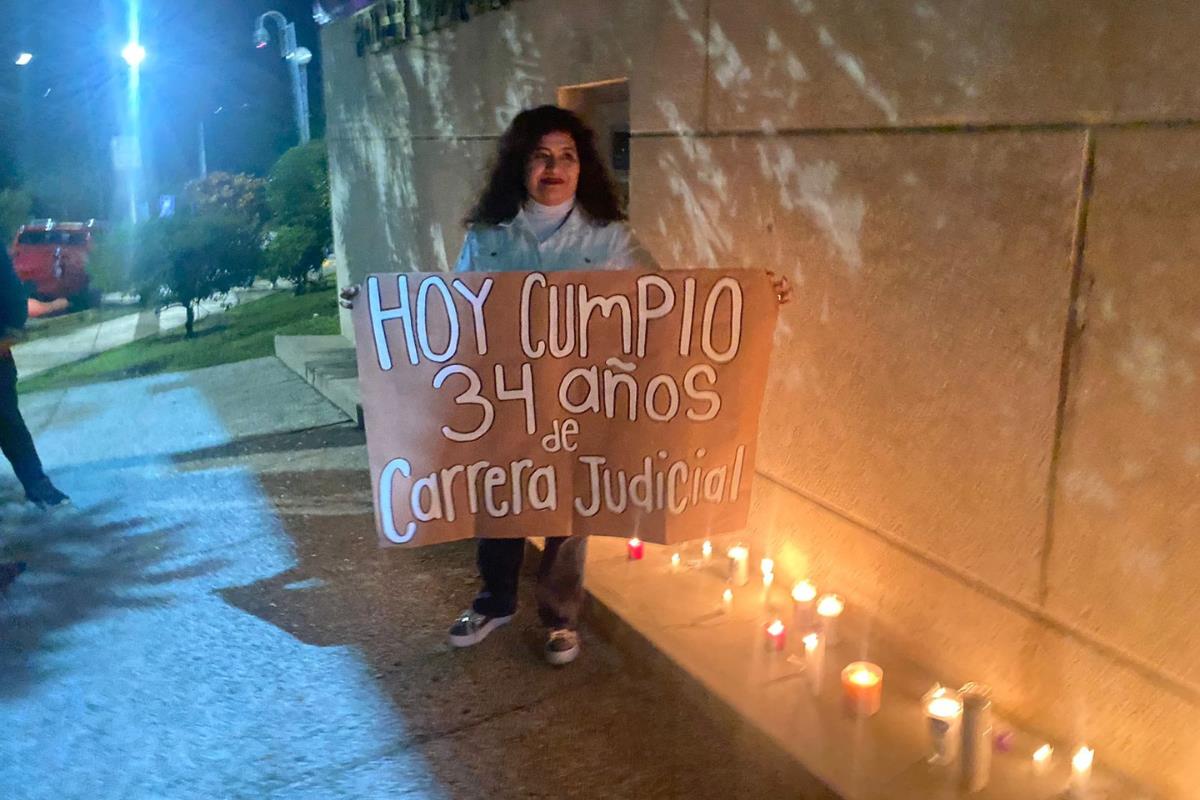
[9,219,102,305]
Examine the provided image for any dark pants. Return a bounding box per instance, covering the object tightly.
[472,536,588,629]
[0,355,45,492]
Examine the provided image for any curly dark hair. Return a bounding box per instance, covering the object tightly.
[464,105,625,227]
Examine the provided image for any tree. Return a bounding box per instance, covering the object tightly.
[0,188,32,242]
[98,213,261,338]
[267,140,332,245]
[265,140,332,294]
[157,213,263,337]
[183,172,269,231]
[263,225,325,294]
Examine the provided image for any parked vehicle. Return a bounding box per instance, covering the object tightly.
[8,219,103,305]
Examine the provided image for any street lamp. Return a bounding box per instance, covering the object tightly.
[15,52,33,66]
[121,42,147,68]
[253,11,312,145]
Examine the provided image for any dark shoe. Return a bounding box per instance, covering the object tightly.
[0,561,26,593]
[544,628,580,666]
[25,478,69,509]
[448,608,514,648]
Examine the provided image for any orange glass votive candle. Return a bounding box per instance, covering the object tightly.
[841,661,883,717]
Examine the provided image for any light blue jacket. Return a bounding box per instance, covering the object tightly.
[453,205,658,273]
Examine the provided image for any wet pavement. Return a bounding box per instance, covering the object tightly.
[0,357,828,799]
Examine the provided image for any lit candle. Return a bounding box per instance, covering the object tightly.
[765,619,786,652]
[702,540,713,560]
[1070,746,1093,797]
[1032,744,1053,777]
[727,545,750,586]
[802,632,824,693]
[670,552,681,570]
[791,580,817,630]
[760,557,774,580]
[627,537,644,561]
[721,587,734,610]
[923,686,963,766]
[817,594,845,646]
[840,661,883,717]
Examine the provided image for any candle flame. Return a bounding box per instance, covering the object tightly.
[722,588,733,604]
[845,664,881,686]
[728,545,749,560]
[629,537,641,546]
[767,619,785,636]
[791,580,817,602]
[926,697,962,719]
[760,557,774,576]
[702,540,713,557]
[1033,744,1053,764]
[817,594,845,617]
[671,552,680,567]
[802,632,820,652]
[1072,746,1094,772]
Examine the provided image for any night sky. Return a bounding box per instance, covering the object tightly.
[0,0,325,218]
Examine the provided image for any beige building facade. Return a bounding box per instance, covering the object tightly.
[319,2,1200,795]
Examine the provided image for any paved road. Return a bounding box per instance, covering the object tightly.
[0,358,826,800]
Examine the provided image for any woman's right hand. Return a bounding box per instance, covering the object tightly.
[339,284,360,309]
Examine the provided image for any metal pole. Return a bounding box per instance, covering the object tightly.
[198,120,208,178]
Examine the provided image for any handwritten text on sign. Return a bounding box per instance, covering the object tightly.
[352,270,777,547]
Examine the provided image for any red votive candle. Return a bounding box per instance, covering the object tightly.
[627,537,644,561]
[765,619,787,652]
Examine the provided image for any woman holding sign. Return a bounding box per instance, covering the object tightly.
[343,105,790,667]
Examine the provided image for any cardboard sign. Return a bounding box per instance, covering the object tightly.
[352,269,777,547]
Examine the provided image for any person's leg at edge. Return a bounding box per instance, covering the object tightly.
[0,356,53,498]
[537,536,588,665]
[448,537,525,647]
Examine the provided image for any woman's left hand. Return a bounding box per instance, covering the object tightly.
[767,271,792,306]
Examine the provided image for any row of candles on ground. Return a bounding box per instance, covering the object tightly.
[628,537,1099,796]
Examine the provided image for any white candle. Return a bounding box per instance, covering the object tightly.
[803,632,824,693]
[1070,746,1093,797]
[817,593,845,645]
[760,557,774,580]
[791,580,817,630]
[1032,744,1053,777]
[727,545,750,586]
[923,686,963,766]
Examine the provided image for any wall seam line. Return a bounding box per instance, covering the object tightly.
[624,116,1200,139]
[1038,128,1097,605]
[756,467,1200,705]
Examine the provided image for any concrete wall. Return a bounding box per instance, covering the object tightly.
[321,2,1200,795]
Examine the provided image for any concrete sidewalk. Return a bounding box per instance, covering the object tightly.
[0,358,825,800]
[272,335,1154,800]
[13,287,277,378]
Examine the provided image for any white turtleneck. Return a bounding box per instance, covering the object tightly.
[523,197,576,243]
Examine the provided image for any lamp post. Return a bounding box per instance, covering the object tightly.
[253,11,312,145]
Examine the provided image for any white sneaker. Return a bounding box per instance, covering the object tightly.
[447,609,513,648]
[544,628,580,666]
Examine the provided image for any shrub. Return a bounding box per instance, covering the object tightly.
[263,225,325,294]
